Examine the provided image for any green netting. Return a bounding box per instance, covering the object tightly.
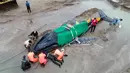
[54,21,89,46]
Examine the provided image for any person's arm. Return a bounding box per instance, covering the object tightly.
[116,19,120,25]
[96,20,98,24]
[91,20,93,25]
[53,51,56,55]
[36,31,38,35]
[64,54,68,57]
[30,31,33,36]
[29,2,30,6]
[33,57,38,62]
[33,54,38,62]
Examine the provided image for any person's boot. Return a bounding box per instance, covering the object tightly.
[62,59,64,63]
[64,54,68,57]
[59,65,61,68]
[22,68,26,71]
[60,62,63,65]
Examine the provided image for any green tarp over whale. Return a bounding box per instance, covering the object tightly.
[54,21,89,46]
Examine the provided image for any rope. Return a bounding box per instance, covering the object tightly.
[66,24,78,40]
[70,30,74,39]
[66,23,78,39]
[62,26,74,39]
[71,26,78,37]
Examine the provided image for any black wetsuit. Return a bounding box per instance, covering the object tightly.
[47,53,62,67]
[21,57,31,71]
[29,31,38,40]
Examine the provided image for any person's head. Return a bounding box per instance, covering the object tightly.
[94,18,96,20]
[24,39,31,48]
[120,19,123,21]
[26,1,28,2]
[29,40,32,44]
[34,31,37,33]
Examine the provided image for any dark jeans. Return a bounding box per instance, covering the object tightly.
[27,6,31,13]
[90,25,96,32]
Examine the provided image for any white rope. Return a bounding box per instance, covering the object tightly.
[62,26,74,39]
[66,24,78,39]
[72,26,78,37]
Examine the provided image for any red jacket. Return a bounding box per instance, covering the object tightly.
[91,19,98,26]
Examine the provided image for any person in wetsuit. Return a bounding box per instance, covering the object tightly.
[21,55,31,71]
[47,53,62,68]
[38,52,48,67]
